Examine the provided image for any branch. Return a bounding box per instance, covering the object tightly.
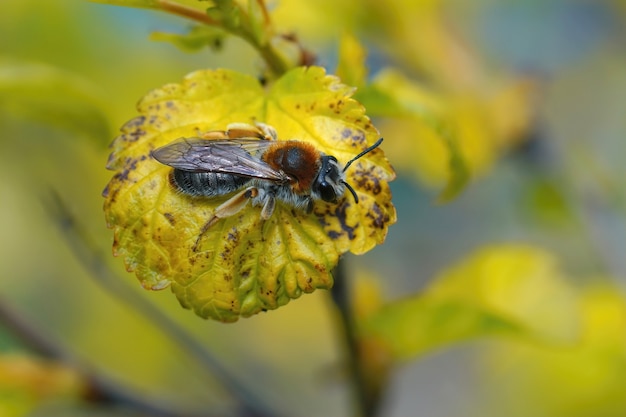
[156,0,218,26]
[330,259,384,417]
[154,0,292,78]
[43,189,281,417]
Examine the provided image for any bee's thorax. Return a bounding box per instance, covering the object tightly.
[263,141,321,193]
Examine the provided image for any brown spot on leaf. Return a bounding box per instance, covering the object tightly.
[366,202,389,230]
[339,128,366,145]
[113,156,141,183]
[163,212,176,226]
[121,115,146,131]
[227,229,239,242]
[353,165,382,195]
[329,202,357,240]
[123,128,147,143]
[351,130,366,145]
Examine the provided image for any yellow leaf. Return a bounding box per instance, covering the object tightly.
[371,70,533,192]
[360,68,470,198]
[103,67,396,322]
[481,284,626,417]
[336,32,367,88]
[361,245,580,359]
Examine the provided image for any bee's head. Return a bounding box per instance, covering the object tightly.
[312,155,345,203]
[312,138,384,204]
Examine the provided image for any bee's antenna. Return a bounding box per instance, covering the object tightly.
[341,180,359,204]
[342,138,384,172]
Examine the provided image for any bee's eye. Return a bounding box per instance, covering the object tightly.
[318,181,337,202]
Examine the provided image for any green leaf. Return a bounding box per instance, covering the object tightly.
[435,126,470,203]
[150,26,226,52]
[523,176,576,227]
[0,59,110,142]
[361,245,581,360]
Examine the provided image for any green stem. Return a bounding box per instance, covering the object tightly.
[156,0,290,78]
[331,259,382,417]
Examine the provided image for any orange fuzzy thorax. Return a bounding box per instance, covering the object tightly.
[263,141,321,194]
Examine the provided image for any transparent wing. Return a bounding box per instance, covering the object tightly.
[151,137,289,182]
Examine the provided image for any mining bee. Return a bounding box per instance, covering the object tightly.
[151,123,382,248]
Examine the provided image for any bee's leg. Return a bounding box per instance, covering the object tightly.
[260,193,276,220]
[192,186,258,252]
[254,122,278,141]
[304,197,314,214]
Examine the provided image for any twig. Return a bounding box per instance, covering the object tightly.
[330,259,382,417]
[43,189,280,417]
[157,0,218,26]
[0,296,205,417]
[155,0,291,78]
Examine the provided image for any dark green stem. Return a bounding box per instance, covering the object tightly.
[331,259,381,417]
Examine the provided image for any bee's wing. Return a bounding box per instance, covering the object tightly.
[151,138,288,182]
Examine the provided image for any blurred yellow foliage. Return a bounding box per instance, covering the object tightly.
[1,0,624,416]
[0,354,83,417]
[276,0,535,194]
[361,245,580,360]
[481,284,626,417]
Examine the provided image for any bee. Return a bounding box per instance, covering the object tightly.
[151,123,382,247]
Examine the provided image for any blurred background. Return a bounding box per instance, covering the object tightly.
[1,0,626,416]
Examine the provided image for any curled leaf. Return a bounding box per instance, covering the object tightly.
[359,68,533,200]
[357,69,470,201]
[103,66,396,322]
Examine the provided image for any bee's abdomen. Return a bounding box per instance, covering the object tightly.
[171,170,250,197]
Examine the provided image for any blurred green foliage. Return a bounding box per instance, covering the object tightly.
[1,0,626,416]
